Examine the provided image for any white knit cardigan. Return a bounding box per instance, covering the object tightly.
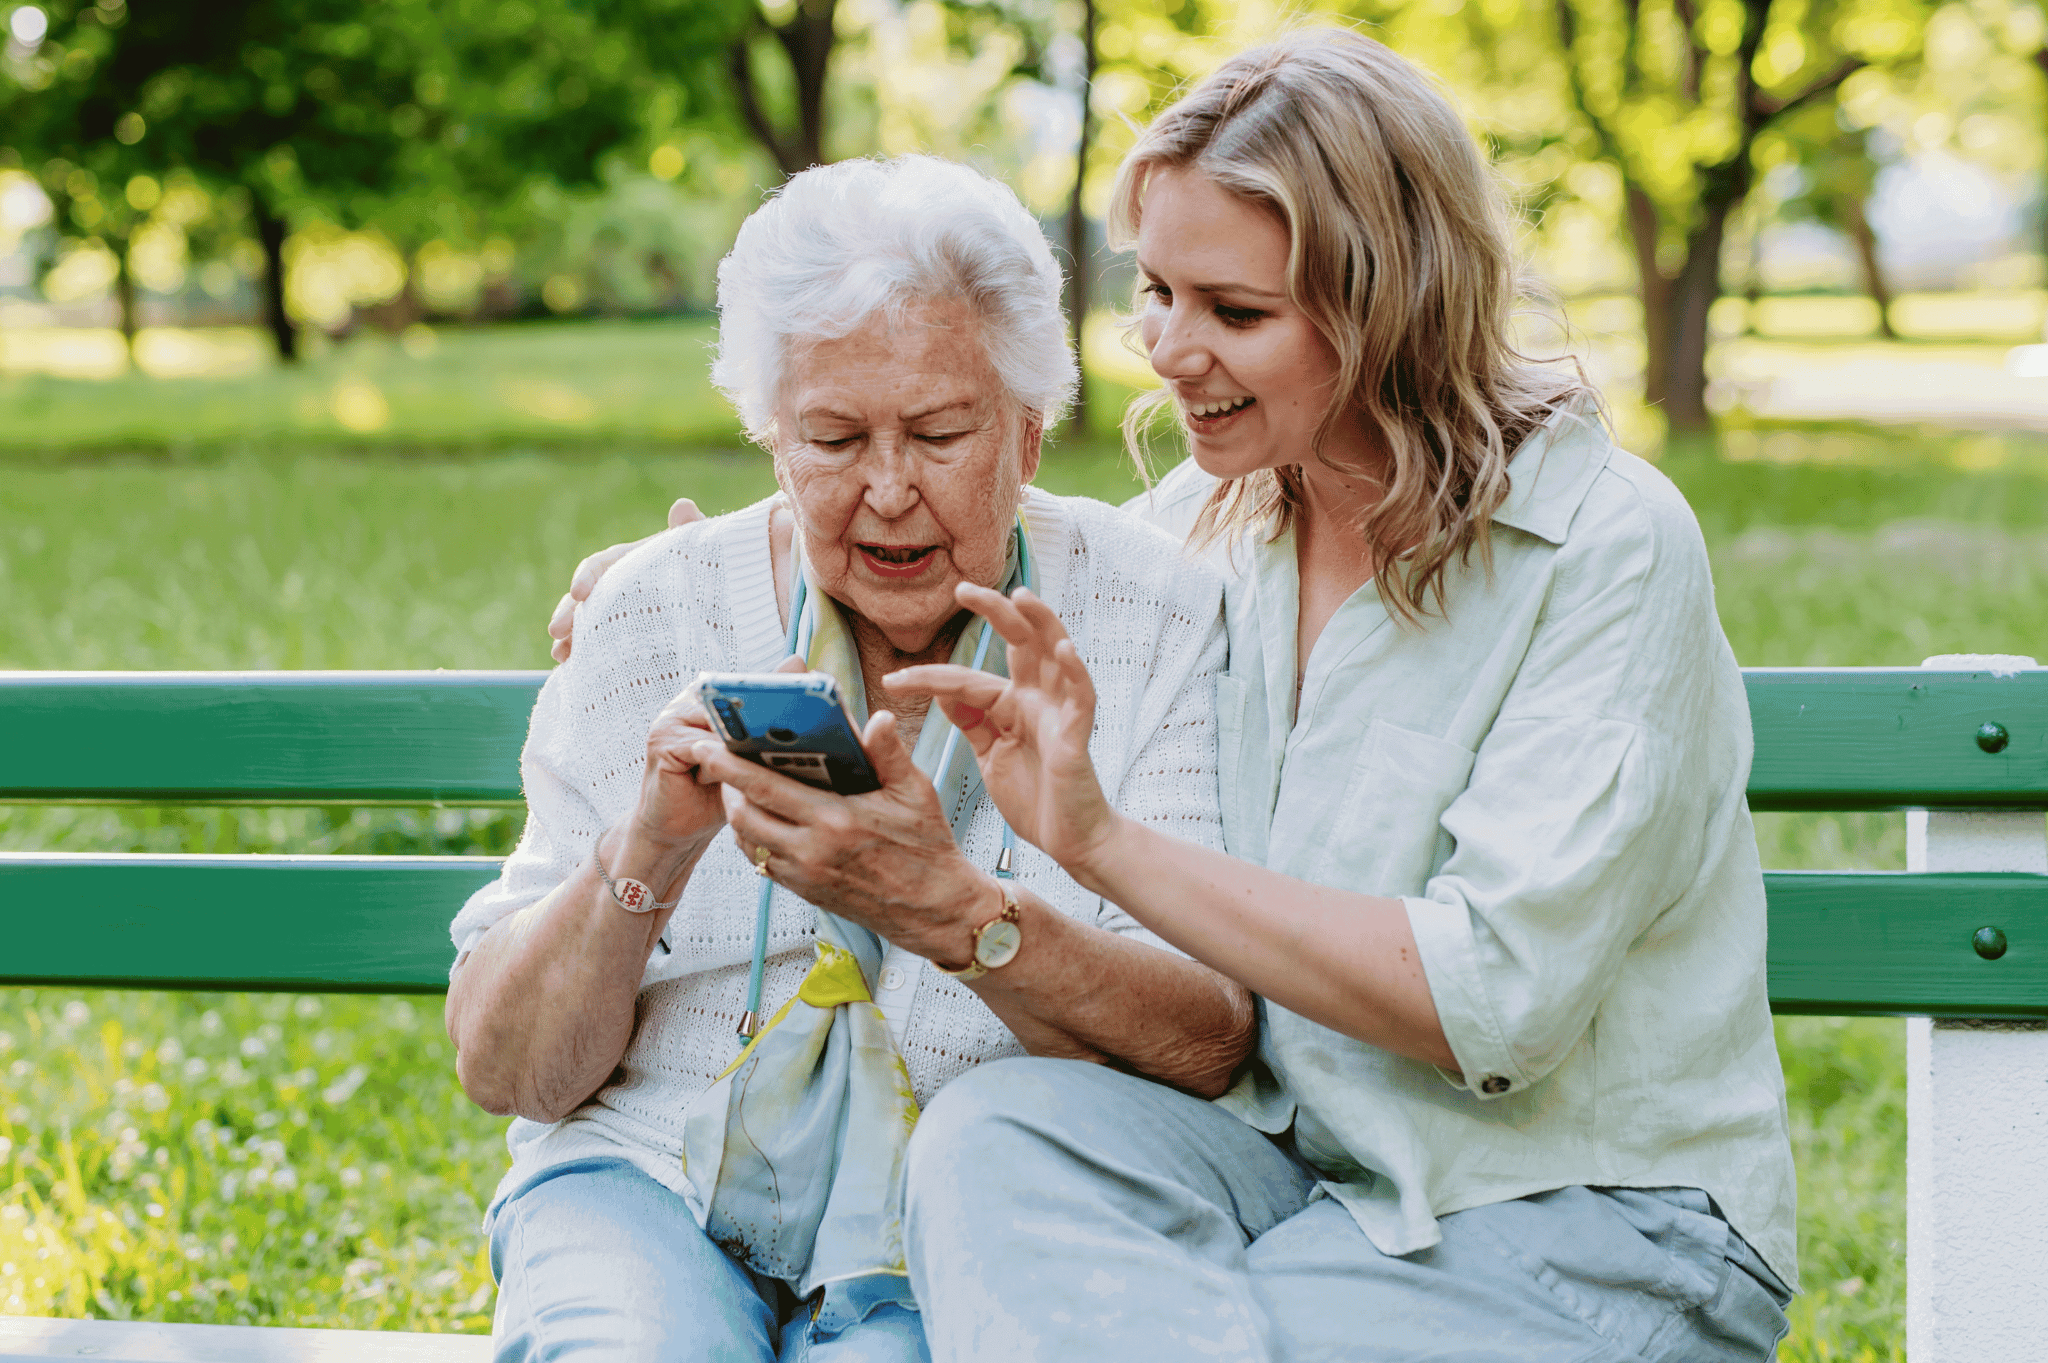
[451,486,1228,1212]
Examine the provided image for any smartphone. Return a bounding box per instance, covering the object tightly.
[690,672,882,796]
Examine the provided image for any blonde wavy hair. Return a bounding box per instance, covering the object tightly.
[1111,29,1593,624]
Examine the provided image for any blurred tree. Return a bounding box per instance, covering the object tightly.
[1552,0,1923,431]
[1,0,662,359]
[1765,112,1897,337]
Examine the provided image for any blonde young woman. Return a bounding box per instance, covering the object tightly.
[554,31,1798,1363]
[883,32,1799,1363]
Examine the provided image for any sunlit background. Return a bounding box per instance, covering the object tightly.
[5,0,2045,1355]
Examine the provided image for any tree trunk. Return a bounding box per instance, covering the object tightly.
[730,0,837,177]
[1839,193,1897,340]
[781,0,835,171]
[1063,0,1097,439]
[1623,182,1673,411]
[252,195,297,362]
[2035,46,2048,269]
[1661,195,1736,435]
[113,239,138,365]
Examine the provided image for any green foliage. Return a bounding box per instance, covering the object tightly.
[1774,1015,1908,1363]
[0,989,504,1327]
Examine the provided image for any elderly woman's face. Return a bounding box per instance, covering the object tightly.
[774,298,1042,654]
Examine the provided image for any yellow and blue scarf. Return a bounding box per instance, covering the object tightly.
[677,515,1030,1301]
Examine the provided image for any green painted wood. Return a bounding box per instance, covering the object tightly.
[7,667,2048,809]
[0,672,545,805]
[4,854,2043,1014]
[1764,870,2048,1018]
[0,854,501,993]
[1745,667,2048,810]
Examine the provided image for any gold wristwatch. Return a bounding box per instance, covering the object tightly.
[934,880,1022,982]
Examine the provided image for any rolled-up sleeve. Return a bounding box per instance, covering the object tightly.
[1404,487,1737,1100]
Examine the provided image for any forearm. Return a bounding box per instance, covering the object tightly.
[1074,817,1457,1071]
[963,886,1257,1098]
[446,826,704,1121]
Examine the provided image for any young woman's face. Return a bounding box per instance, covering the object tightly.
[1135,167,1352,482]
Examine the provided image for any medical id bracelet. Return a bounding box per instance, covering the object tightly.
[594,843,682,915]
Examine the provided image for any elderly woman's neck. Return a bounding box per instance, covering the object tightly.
[851,617,967,746]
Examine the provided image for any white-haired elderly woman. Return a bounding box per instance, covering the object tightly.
[443,154,1253,1362]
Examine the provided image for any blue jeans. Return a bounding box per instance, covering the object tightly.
[903,1058,1792,1363]
[489,1157,930,1362]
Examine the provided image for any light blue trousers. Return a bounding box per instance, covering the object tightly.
[488,1157,929,1362]
[903,1058,1792,1363]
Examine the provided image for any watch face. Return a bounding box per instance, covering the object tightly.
[976,919,1022,970]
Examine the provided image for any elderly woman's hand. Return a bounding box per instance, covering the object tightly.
[886,585,1121,883]
[628,654,808,867]
[691,711,995,961]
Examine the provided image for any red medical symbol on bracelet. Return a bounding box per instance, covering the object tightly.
[617,880,649,911]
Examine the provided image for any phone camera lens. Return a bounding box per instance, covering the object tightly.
[713,699,749,741]
[766,727,799,746]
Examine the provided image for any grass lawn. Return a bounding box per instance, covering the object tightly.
[9,320,2042,1355]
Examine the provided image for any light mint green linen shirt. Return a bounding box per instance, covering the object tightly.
[1128,409,1799,1287]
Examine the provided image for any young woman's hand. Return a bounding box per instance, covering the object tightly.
[886,585,1122,879]
[548,497,705,662]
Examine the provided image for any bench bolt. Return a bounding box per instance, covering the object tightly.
[1973,926,2009,961]
[1976,721,2010,753]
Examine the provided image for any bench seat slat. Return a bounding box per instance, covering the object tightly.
[3,855,2042,1015]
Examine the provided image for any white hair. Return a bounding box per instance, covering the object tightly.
[711,155,1078,444]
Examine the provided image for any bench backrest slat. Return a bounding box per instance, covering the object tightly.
[6,668,2047,809]
[0,854,498,993]
[0,672,544,805]
[1745,668,2048,810]
[3,856,2041,1015]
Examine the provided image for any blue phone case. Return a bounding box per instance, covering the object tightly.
[691,672,882,796]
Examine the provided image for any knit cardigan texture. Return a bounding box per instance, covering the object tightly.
[451,487,1228,1212]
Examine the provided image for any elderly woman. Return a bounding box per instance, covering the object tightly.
[443,154,1253,1361]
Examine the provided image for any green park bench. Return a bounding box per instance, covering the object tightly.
[3,662,2046,1360]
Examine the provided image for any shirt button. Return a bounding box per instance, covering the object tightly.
[879,966,906,992]
[1480,1076,1511,1095]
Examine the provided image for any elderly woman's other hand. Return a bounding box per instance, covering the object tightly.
[630,654,810,866]
[887,584,1121,886]
[692,709,994,962]
[549,497,707,662]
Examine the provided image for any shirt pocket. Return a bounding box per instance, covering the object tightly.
[1321,718,1476,897]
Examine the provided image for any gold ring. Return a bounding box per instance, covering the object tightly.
[753,844,772,877]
